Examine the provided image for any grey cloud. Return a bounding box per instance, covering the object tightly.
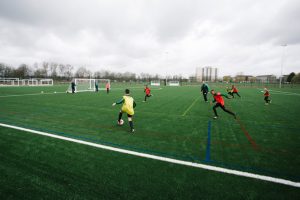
[0,0,299,77]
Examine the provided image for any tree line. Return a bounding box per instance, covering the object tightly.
[0,62,185,82]
[286,72,300,83]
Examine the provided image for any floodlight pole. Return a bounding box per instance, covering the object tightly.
[279,44,287,88]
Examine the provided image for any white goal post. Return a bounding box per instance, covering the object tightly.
[150,80,161,86]
[67,78,110,93]
[40,79,53,86]
[0,78,54,86]
[0,78,20,86]
[168,80,180,86]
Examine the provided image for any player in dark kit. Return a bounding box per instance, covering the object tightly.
[71,81,76,93]
[211,90,236,119]
[95,82,99,92]
[264,88,271,105]
[143,85,152,102]
[201,82,210,102]
[231,85,241,98]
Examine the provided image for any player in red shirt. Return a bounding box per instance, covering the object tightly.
[231,85,241,98]
[106,82,110,94]
[211,90,236,119]
[264,88,271,105]
[143,85,152,102]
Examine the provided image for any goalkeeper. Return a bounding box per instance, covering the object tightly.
[112,89,136,133]
[71,81,76,93]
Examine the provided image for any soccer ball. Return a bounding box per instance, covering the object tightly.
[41,91,44,93]
[118,119,124,126]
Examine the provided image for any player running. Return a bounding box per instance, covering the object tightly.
[201,81,210,102]
[263,88,271,105]
[112,89,136,133]
[226,86,234,98]
[231,85,241,98]
[210,89,236,119]
[143,85,152,102]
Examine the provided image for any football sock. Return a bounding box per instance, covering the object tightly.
[118,112,123,122]
[129,121,134,130]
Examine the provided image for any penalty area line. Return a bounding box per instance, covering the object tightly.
[0,122,299,188]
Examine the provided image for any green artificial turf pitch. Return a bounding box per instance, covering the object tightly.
[0,83,299,199]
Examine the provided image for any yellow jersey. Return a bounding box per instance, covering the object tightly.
[121,95,135,115]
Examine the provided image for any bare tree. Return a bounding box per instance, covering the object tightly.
[50,62,58,78]
[65,64,74,80]
[42,62,49,77]
[0,63,14,77]
[58,64,65,77]
[15,64,31,78]
[75,66,91,78]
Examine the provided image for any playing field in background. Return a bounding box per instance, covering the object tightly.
[0,83,299,199]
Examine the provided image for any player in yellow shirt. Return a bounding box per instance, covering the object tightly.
[112,89,136,133]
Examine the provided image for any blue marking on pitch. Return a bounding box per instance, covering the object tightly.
[205,120,212,162]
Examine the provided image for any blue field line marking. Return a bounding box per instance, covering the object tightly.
[205,120,211,162]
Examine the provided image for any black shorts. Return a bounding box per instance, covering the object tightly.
[127,114,133,117]
[146,94,151,97]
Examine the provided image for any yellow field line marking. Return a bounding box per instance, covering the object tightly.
[182,96,200,116]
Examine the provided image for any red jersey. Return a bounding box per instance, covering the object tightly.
[232,86,238,93]
[213,92,225,106]
[106,83,110,89]
[264,90,270,96]
[145,87,151,95]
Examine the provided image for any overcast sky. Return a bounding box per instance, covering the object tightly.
[0,0,299,77]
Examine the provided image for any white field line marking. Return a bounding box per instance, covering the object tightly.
[268,89,300,94]
[1,122,299,188]
[0,92,66,98]
[0,87,163,98]
[257,88,300,96]
[182,96,200,116]
[269,90,300,96]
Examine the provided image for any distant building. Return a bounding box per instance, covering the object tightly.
[196,66,218,82]
[256,75,277,83]
[234,75,254,82]
[189,76,197,82]
[223,75,232,82]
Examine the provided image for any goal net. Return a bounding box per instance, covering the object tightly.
[95,79,110,91]
[0,78,19,86]
[40,79,53,86]
[168,80,180,86]
[150,80,161,86]
[20,79,39,86]
[67,78,110,93]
